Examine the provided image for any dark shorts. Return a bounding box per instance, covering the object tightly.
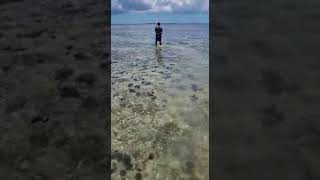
[156,36,161,42]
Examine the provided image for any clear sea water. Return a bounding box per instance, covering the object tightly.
[112,13,209,24]
[111,24,209,179]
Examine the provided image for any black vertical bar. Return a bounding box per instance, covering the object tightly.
[212,0,320,180]
[209,0,214,179]
[0,0,111,179]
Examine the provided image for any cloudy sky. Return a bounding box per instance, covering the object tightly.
[112,0,209,14]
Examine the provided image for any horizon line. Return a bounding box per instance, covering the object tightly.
[111,11,209,15]
[111,22,209,25]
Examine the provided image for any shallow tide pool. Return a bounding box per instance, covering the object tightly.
[111,24,209,180]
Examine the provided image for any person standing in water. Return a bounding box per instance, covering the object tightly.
[155,22,163,46]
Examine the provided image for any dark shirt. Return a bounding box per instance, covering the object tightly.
[155,26,163,37]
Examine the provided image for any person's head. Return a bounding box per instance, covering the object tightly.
[157,22,160,26]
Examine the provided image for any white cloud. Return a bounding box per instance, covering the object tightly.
[112,0,208,14]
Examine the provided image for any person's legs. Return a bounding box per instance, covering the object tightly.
[156,36,161,46]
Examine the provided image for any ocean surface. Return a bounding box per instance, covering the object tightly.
[112,13,209,24]
[111,24,209,179]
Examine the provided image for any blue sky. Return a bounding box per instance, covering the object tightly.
[112,0,209,24]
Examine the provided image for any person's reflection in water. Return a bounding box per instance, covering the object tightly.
[155,47,163,65]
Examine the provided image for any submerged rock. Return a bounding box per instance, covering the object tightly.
[146,91,154,97]
[162,122,179,132]
[142,81,152,85]
[190,95,198,101]
[186,161,194,170]
[111,160,118,173]
[111,151,133,170]
[135,172,142,180]
[114,78,129,83]
[166,74,172,79]
[132,104,144,113]
[191,84,199,91]
[148,153,154,160]
[187,74,195,80]
[120,170,126,176]
[134,85,140,89]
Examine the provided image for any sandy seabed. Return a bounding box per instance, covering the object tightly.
[111,24,209,180]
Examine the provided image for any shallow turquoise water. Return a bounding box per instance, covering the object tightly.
[111,24,209,179]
